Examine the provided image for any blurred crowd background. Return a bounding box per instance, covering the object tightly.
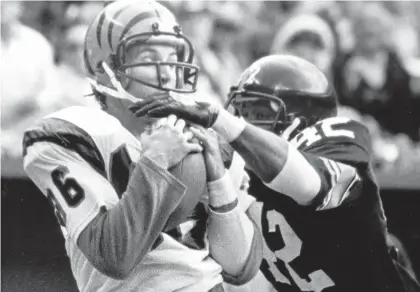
[2,0,420,178]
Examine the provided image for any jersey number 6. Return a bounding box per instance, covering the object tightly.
[46,166,85,227]
[51,166,85,207]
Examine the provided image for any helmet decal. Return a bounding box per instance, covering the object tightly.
[243,64,261,86]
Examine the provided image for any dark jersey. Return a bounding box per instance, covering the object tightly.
[248,117,416,292]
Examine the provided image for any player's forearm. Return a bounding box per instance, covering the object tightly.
[212,109,288,182]
[77,155,186,279]
[207,172,261,280]
[208,208,261,282]
[213,109,321,205]
[232,123,289,183]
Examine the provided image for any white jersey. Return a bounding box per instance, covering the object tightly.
[23,106,254,292]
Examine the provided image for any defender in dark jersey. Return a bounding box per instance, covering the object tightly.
[131,55,420,292]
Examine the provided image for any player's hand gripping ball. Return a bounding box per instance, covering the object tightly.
[142,115,208,231]
[165,151,207,231]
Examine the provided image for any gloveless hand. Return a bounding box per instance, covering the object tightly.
[140,115,203,169]
[189,125,226,182]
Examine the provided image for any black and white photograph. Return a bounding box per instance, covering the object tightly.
[1,1,420,291]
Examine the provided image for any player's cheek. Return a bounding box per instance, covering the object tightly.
[128,66,159,85]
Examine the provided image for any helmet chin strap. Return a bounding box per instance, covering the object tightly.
[87,62,141,103]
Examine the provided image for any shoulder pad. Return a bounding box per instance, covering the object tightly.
[22,106,115,177]
[291,117,371,166]
[46,106,122,137]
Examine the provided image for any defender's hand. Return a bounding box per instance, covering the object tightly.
[129,93,220,128]
[190,126,226,182]
[141,115,203,169]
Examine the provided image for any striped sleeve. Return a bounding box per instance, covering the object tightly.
[23,141,113,240]
[301,153,362,210]
[295,118,370,210]
[22,117,110,239]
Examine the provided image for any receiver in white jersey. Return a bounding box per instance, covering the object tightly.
[23,106,254,292]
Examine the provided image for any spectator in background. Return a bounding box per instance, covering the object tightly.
[1,1,56,158]
[270,13,336,80]
[269,7,420,173]
[170,2,222,105]
[341,2,420,142]
[19,1,70,49]
[64,1,103,26]
[57,25,86,76]
[173,1,249,105]
[245,1,301,62]
[48,24,99,110]
[209,2,247,100]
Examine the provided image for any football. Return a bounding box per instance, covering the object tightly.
[164,152,208,231]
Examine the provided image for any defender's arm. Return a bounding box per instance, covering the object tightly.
[214,110,363,209]
[214,110,321,205]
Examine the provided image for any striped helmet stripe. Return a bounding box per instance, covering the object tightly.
[83,48,94,75]
[96,11,107,48]
[107,2,138,50]
[119,11,158,41]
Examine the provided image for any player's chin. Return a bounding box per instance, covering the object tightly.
[146,89,171,100]
[130,114,158,128]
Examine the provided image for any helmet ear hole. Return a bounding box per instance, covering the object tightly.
[108,54,118,70]
[95,62,105,74]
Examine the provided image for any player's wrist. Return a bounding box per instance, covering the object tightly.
[212,108,246,143]
[204,151,226,182]
[142,151,169,169]
[206,103,222,128]
[208,171,238,211]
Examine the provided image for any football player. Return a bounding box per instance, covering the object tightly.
[22,1,262,291]
[131,55,420,291]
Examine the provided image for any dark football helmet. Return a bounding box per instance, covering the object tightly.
[226,55,337,135]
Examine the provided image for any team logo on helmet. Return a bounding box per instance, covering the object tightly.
[242,64,261,87]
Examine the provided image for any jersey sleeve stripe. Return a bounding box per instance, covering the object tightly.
[313,157,362,210]
[330,160,342,177]
[327,159,341,183]
[337,172,361,206]
[320,158,336,185]
[318,161,361,210]
[317,190,333,211]
[22,117,107,178]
